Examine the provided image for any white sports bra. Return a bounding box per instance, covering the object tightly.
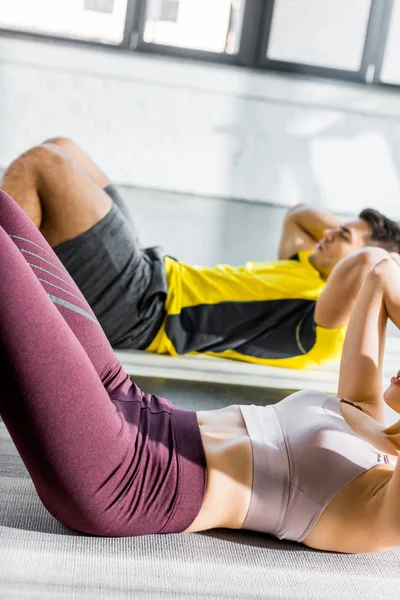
[240,389,395,542]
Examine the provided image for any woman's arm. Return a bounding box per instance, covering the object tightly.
[315,247,389,329]
[337,255,400,418]
[337,255,400,548]
[278,203,341,260]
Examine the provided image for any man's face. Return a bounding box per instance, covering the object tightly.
[308,219,373,279]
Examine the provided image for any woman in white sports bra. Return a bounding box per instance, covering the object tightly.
[2,187,400,554]
[191,252,400,554]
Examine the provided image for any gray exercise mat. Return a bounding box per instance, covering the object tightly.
[2,379,400,599]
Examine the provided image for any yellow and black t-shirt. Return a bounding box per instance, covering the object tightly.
[146,251,346,369]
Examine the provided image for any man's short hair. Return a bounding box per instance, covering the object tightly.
[359,208,400,253]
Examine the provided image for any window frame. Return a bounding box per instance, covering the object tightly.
[0,0,399,89]
[371,0,399,87]
[130,0,266,67]
[258,0,394,85]
[0,0,138,49]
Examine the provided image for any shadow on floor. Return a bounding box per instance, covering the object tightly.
[133,376,296,411]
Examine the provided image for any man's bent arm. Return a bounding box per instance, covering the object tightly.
[314,247,391,330]
[278,203,341,260]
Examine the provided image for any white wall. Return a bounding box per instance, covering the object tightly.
[1,35,400,217]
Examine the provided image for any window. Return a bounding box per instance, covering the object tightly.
[0,0,128,44]
[85,0,116,14]
[142,0,245,54]
[0,0,399,87]
[380,1,400,84]
[266,0,372,71]
[156,1,180,23]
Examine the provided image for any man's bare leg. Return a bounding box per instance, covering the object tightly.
[44,137,111,189]
[1,143,112,247]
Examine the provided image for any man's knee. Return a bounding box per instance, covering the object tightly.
[43,136,78,155]
[18,143,72,177]
[3,144,61,181]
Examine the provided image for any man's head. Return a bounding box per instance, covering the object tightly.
[308,209,400,279]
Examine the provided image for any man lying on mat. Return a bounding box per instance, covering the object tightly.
[3,137,400,369]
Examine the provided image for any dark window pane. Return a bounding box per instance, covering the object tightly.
[0,0,127,44]
[143,0,245,54]
[266,0,372,71]
[381,2,400,84]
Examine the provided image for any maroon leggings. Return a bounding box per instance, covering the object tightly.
[0,190,206,536]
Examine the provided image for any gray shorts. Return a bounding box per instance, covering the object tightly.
[53,185,167,349]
